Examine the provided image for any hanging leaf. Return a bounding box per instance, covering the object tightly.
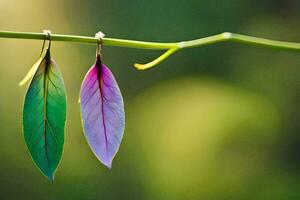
[80,54,125,169]
[22,48,66,180]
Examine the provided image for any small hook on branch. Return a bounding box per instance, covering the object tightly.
[134,48,178,70]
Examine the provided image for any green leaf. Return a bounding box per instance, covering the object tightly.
[23,48,66,180]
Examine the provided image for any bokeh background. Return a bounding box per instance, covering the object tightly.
[0,0,300,199]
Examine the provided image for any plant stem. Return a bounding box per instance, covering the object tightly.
[0,31,177,49]
[1,31,300,69]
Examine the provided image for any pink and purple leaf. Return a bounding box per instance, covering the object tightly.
[80,55,125,168]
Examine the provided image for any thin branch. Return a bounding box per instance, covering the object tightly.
[134,48,178,70]
[1,31,300,69]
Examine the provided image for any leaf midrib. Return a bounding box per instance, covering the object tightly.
[96,56,109,153]
[43,50,51,176]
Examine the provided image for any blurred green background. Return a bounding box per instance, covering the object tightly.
[0,0,300,199]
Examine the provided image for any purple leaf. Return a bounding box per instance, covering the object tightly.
[80,55,125,168]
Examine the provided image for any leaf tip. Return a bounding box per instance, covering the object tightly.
[47,175,55,182]
[97,153,113,169]
[103,160,112,170]
[39,168,55,181]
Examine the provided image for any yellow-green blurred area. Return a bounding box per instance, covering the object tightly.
[0,0,300,199]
